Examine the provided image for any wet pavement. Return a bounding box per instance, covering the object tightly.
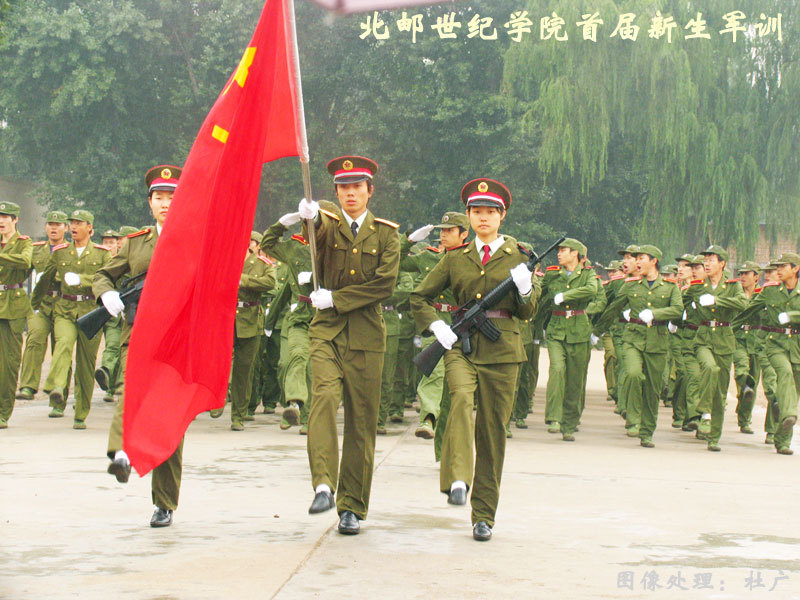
[2,351,799,599]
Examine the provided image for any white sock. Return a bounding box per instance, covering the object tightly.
[114,450,129,464]
[315,483,331,495]
[450,480,466,492]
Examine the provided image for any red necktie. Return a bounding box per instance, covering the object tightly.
[482,244,491,266]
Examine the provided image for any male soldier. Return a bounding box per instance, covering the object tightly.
[732,261,763,434]
[540,239,598,440]
[116,226,139,250]
[93,164,186,527]
[760,262,781,444]
[0,201,34,428]
[100,229,119,254]
[670,254,696,429]
[511,241,539,429]
[684,245,748,451]
[610,245,640,420]
[299,155,400,536]
[32,210,110,429]
[734,253,800,454]
[596,245,683,447]
[17,210,69,400]
[597,260,624,406]
[95,228,123,402]
[227,231,275,430]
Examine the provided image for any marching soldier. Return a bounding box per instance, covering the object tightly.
[0,201,34,429]
[411,178,539,541]
[300,155,400,536]
[93,164,186,527]
[598,260,624,406]
[760,262,782,444]
[732,261,763,434]
[95,228,123,403]
[32,209,111,428]
[17,210,69,400]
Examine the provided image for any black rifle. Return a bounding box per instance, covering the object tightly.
[77,271,147,340]
[413,236,565,376]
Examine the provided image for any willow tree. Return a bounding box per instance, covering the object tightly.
[504,0,798,254]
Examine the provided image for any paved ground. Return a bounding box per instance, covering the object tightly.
[2,349,799,599]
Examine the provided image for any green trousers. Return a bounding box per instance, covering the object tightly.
[767,348,800,449]
[622,344,667,440]
[391,334,414,416]
[671,346,687,424]
[229,335,259,424]
[0,318,25,422]
[308,331,383,520]
[695,346,734,445]
[512,341,536,421]
[249,328,282,412]
[283,323,312,407]
[441,349,519,527]
[612,330,627,413]
[545,338,591,432]
[46,316,102,421]
[100,318,123,395]
[602,334,617,400]
[761,354,779,435]
[106,342,184,510]
[417,335,446,424]
[19,310,55,392]
[378,333,400,427]
[733,345,759,428]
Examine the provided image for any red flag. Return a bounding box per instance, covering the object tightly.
[123,0,303,475]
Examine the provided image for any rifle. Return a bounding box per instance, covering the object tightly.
[77,271,147,340]
[413,236,565,376]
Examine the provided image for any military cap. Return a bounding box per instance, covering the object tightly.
[327,156,378,184]
[736,261,762,274]
[119,226,139,236]
[250,230,263,244]
[700,244,729,263]
[617,244,640,256]
[773,252,800,266]
[101,229,120,238]
[675,253,695,264]
[559,238,586,256]
[0,201,20,217]
[764,259,779,270]
[606,260,623,271]
[145,165,182,193]
[433,211,469,230]
[69,209,94,224]
[461,178,512,211]
[635,244,663,260]
[691,255,705,265]
[46,210,69,224]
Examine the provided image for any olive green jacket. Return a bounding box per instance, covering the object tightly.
[31,241,62,318]
[303,205,400,352]
[0,231,33,320]
[34,241,111,320]
[411,236,540,364]
[263,262,291,332]
[540,264,600,343]
[684,276,748,355]
[733,281,800,362]
[400,235,457,325]
[261,223,314,328]
[235,253,276,338]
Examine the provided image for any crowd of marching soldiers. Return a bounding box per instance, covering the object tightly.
[2,200,799,457]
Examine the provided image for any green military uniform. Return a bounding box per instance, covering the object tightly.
[0,201,33,427]
[731,261,763,432]
[304,189,401,520]
[733,253,800,453]
[377,273,410,430]
[596,246,683,445]
[32,211,111,426]
[228,246,276,429]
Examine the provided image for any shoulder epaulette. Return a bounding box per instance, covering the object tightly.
[625,276,641,282]
[726,278,739,284]
[18,234,30,240]
[51,243,69,252]
[689,279,705,286]
[535,271,544,277]
[754,287,762,293]
[762,281,780,288]
[663,277,678,283]
[447,242,469,252]
[610,274,625,281]
[127,228,150,239]
[681,284,690,291]
[602,279,610,286]
[290,234,308,245]
[32,240,46,246]
[374,217,399,228]
[94,244,111,251]
[258,255,274,265]
[587,264,595,269]
[426,245,442,253]
[546,265,561,272]
[596,275,602,280]
[320,208,339,221]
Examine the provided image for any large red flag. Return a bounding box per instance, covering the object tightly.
[123,0,304,475]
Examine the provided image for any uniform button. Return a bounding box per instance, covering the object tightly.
[476,293,482,299]
[425,267,430,271]
[372,249,377,254]
[352,248,358,254]
[648,302,651,306]
[350,269,355,275]
[480,270,485,275]
[439,295,444,299]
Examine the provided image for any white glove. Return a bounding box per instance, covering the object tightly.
[682,310,687,321]
[64,272,81,287]
[778,312,790,325]
[668,322,678,334]
[101,290,125,317]
[639,309,654,324]
[298,271,312,285]
[554,292,565,305]
[691,301,697,310]
[264,329,273,338]
[279,212,302,227]
[699,293,716,307]
[289,303,298,313]
[408,224,435,243]
[310,288,334,310]
[623,309,631,322]
[298,198,319,220]
[590,333,600,346]
[510,263,533,296]
[429,320,458,350]
[34,271,43,286]
[413,335,423,348]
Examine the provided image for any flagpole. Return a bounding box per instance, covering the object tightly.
[285,0,320,291]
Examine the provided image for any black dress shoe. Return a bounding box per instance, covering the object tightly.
[338,510,360,535]
[473,521,492,541]
[447,487,467,505]
[308,491,334,514]
[94,367,111,391]
[150,507,173,528]
[107,457,131,483]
